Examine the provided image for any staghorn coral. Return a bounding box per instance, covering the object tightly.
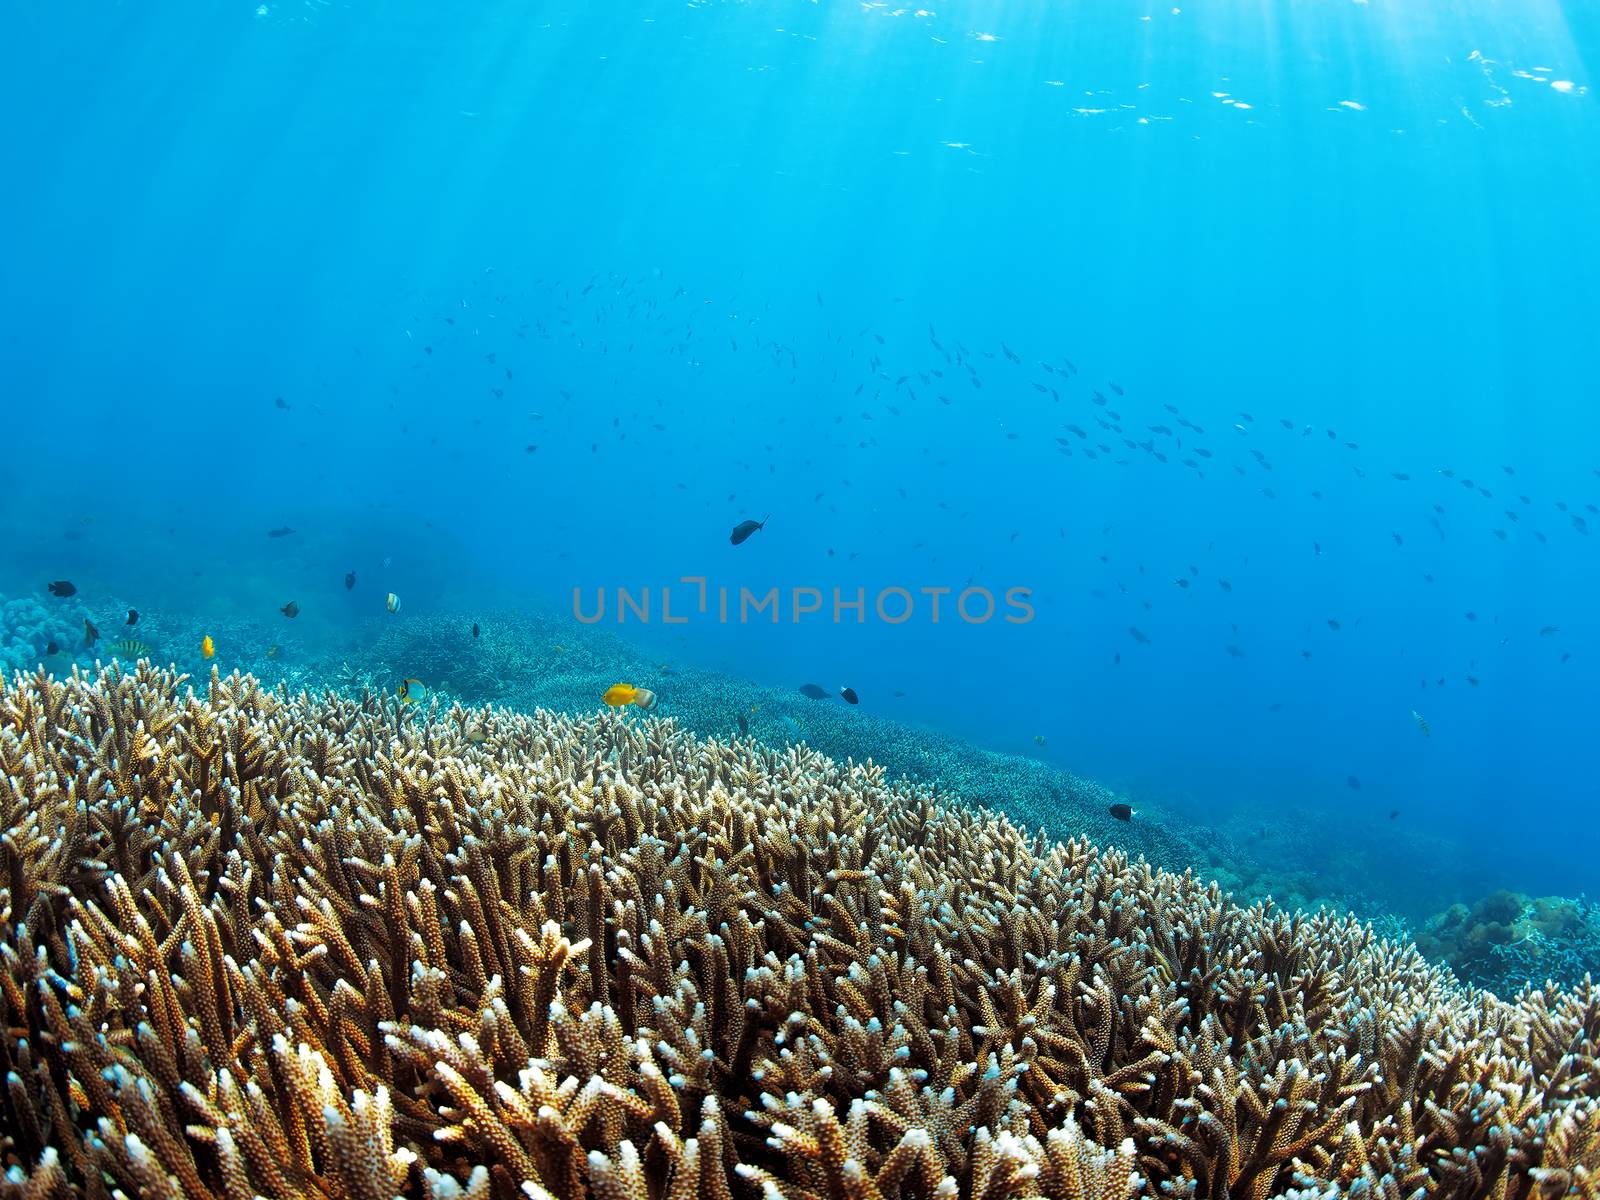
[2,663,1600,1199]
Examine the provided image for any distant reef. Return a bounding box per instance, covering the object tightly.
[1417,889,1600,995]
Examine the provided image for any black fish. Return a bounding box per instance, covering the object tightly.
[83,618,99,648]
[799,683,830,699]
[47,580,77,597]
[45,640,59,655]
[274,396,290,410]
[125,609,139,626]
[267,526,295,538]
[738,713,750,736]
[1108,803,1133,822]
[345,571,356,590]
[1347,776,1361,790]
[730,515,769,545]
[472,622,480,638]
[281,601,300,618]
[839,686,859,704]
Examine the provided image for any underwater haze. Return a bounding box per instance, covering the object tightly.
[4,0,1598,944]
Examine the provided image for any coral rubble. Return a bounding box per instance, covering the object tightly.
[3,663,1600,1199]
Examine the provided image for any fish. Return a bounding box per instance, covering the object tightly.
[730,515,769,545]
[465,725,491,746]
[201,635,214,659]
[738,714,750,736]
[107,639,150,657]
[386,592,401,613]
[47,580,76,597]
[274,396,291,410]
[125,609,139,626]
[266,645,280,658]
[472,622,480,638]
[45,640,60,656]
[601,683,656,709]
[267,527,295,538]
[397,678,429,704]
[280,601,300,618]
[82,618,99,648]
[799,683,830,699]
[1411,710,1430,737]
[1346,776,1361,790]
[839,686,859,704]
[1034,734,1047,745]
[1108,803,1133,822]
[345,571,356,590]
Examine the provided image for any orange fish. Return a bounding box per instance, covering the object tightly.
[602,683,657,710]
[602,683,638,706]
[201,635,214,660]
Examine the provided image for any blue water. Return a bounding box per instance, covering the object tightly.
[3,0,1596,915]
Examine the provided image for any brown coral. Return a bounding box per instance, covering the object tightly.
[2,661,1599,1200]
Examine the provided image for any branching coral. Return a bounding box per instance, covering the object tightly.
[2,662,1600,1199]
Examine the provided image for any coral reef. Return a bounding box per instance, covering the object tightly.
[359,609,1206,878]
[1417,890,1600,995]
[0,595,90,676]
[4,664,1600,1199]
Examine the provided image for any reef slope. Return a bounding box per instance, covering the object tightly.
[2,664,1598,1199]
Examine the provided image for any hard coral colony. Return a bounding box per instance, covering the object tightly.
[2,664,1600,1199]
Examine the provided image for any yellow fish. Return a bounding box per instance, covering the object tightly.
[386,592,401,613]
[1034,734,1047,746]
[266,644,280,659]
[397,678,428,704]
[602,683,639,707]
[465,725,491,745]
[200,635,214,660]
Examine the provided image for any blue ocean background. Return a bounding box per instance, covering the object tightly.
[3,1,1596,942]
